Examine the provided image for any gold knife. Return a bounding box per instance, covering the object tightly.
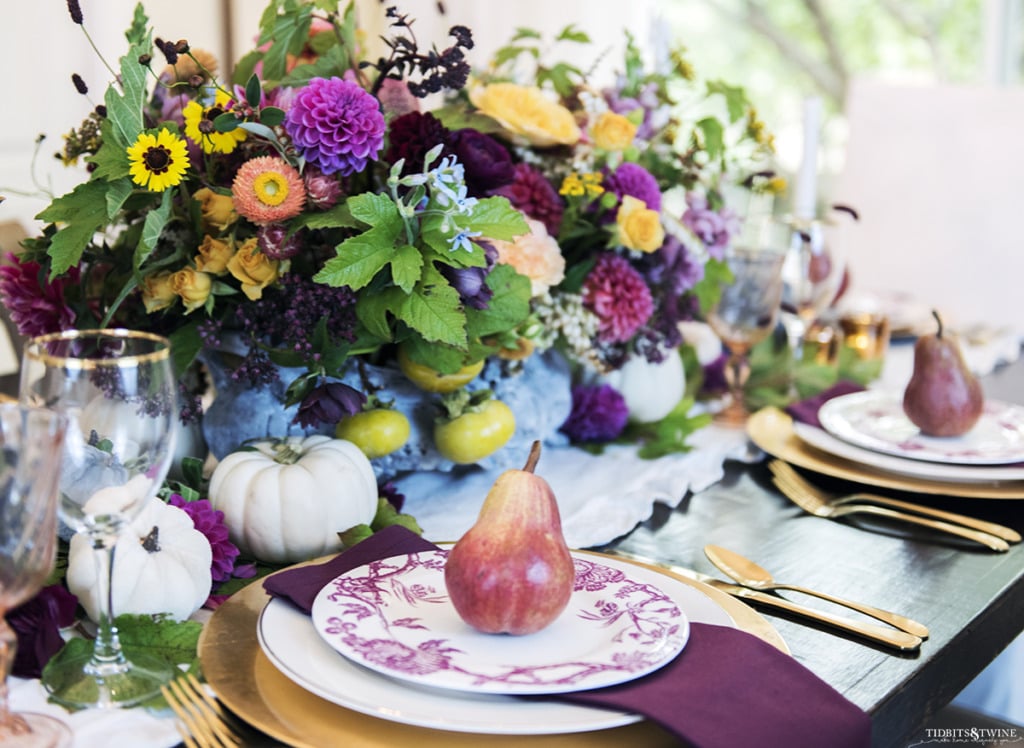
[606,550,923,652]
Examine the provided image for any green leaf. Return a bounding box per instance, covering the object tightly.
[400,265,466,348]
[88,124,131,181]
[245,74,262,111]
[104,177,134,219]
[692,257,732,314]
[314,225,401,291]
[347,192,401,228]
[291,202,357,230]
[696,117,725,161]
[36,180,110,277]
[169,321,203,373]
[355,287,404,341]
[260,106,286,128]
[465,264,531,337]
[511,27,542,41]
[706,80,750,123]
[400,335,466,375]
[104,38,151,148]
[261,5,312,81]
[464,196,529,240]
[135,188,173,272]
[556,24,590,43]
[212,111,241,133]
[390,244,423,294]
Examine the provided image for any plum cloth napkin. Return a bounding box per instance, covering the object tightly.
[785,381,866,429]
[263,525,870,748]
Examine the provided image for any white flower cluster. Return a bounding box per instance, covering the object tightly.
[531,291,601,358]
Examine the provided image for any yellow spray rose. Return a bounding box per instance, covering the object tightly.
[227,238,280,300]
[470,83,580,147]
[616,195,665,253]
[193,187,237,231]
[141,272,176,313]
[195,235,235,275]
[170,268,213,313]
[590,111,637,151]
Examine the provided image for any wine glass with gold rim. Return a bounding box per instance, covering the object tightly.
[707,220,787,426]
[0,404,71,747]
[19,329,178,709]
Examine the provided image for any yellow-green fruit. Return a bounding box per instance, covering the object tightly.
[434,400,516,464]
[397,347,485,393]
[335,410,411,458]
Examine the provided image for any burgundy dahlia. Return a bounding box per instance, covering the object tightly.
[450,128,514,195]
[384,111,455,175]
[493,163,564,237]
[284,76,385,176]
[167,495,240,583]
[582,253,655,344]
[560,384,629,443]
[9,584,79,678]
[0,253,77,338]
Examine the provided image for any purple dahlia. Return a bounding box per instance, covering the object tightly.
[560,384,629,443]
[493,163,563,237]
[284,76,385,176]
[604,162,661,212]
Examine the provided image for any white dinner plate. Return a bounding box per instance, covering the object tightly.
[793,421,1024,484]
[258,552,735,735]
[309,550,689,696]
[818,391,1024,466]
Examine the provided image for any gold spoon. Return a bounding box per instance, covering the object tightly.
[704,545,930,639]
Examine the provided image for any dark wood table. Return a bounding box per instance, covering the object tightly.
[600,354,1024,748]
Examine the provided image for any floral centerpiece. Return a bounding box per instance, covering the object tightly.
[3,0,775,478]
[2,0,779,689]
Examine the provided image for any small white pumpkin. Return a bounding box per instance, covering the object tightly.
[208,435,378,564]
[67,497,213,622]
[600,350,686,423]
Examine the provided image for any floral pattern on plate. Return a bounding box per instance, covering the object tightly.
[309,550,688,695]
[818,391,1024,465]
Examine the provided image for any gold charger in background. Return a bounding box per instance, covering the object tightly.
[748,408,1024,499]
[198,553,787,747]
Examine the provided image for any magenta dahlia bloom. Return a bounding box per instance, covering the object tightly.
[493,163,564,237]
[560,384,629,443]
[604,162,661,212]
[682,192,740,260]
[0,253,77,338]
[167,495,240,583]
[284,76,385,176]
[582,253,655,344]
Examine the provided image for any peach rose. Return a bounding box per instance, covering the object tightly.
[616,195,665,253]
[195,235,235,276]
[193,187,237,231]
[170,268,213,313]
[470,83,580,147]
[227,238,280,300]
[491,219,566,296]
[141,272,176,313]
[590,111,637,151]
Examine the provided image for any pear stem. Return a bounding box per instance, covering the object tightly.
[932,309,944,338]
[522,440,541,474]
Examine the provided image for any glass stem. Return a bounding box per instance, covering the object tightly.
[85,534,129,677]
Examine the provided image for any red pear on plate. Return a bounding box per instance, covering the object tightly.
[443,441,575,635]
[902,310,984,437]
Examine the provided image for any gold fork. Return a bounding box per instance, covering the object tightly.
[768,460,1011,552]
[161,672,242,748]
[769,460,1021,543]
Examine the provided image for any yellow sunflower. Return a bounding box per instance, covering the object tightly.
[127,129,190,192]
[183,89,247,154]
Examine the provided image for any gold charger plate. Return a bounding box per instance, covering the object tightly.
[748,407,1024,499]
[198,551,787,747]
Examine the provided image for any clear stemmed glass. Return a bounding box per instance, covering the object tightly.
[19,330,178,709]
[0,404,72,747]
[779,213,847,396]
[707,225,786,427]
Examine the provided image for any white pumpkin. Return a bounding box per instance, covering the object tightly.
[67,497,213,622]
[600,350,686,423]
[208,435,378,564]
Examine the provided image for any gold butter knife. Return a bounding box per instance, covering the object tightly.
[606,550,923,652]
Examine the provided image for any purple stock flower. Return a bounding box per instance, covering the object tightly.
[493,163,563,237]
[295,381,366,428]
[682,193,740,260]
[440,241,496,310]
[167,495,240,583]
[450,128,514,195]
[604,162,661,212]
[284,76,385,176]
[0,253,77,338]
[560,384,629,443]
[9,584,79,678]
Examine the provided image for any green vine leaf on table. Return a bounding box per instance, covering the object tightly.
[338,498,424,550]
[744,332,843,412]
[42,615,203,710]
[619,397,712,459]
